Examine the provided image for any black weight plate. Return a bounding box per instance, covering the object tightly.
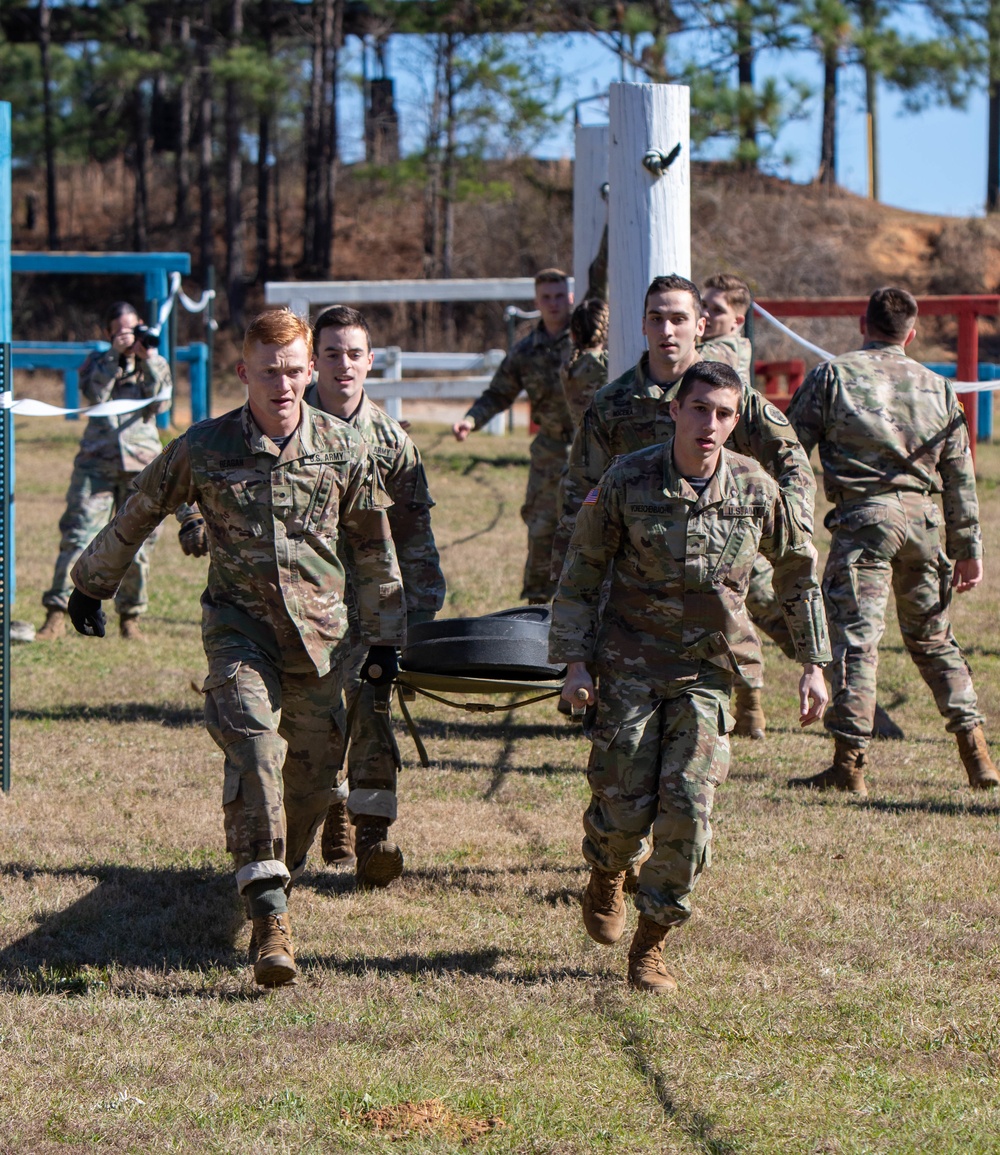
[406,608,551,647]
[400,635,565,681]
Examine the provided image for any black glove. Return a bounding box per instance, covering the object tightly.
[361,645,398,686]
[68,589,106,638]
[179,515,209,557]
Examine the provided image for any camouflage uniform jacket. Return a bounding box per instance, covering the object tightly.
[75,348,173,474]
[549,441,830,698]
[699,334,754,387]
[465,323,574,444]
[786,341,981,560]
[305,384,446,618]
[560,348,608,430]
[73,403,406,675]
[559,353,816,552]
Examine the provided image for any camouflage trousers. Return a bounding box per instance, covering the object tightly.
[745,554,796,663]
[582,665,734,929]
[203,642,346,893]
[43,464,158,617]
[521,433,570,601]
[328,636,402,823]
[822,493,982,748]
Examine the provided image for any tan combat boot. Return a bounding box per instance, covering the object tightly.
[36,609,66,641]
[119,614,145,641]
[627,915,677,993]
[321,798,357,867]
[787,742,868,797]
[355,816,404,889]
[733,683,766,740]
[581,866,627,945]
[956,726,1000,790]
[250,911,296,987]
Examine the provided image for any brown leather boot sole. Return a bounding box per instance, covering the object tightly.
[357,841,404,889]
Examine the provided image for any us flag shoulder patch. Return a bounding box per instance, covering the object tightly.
[583,486,601,505]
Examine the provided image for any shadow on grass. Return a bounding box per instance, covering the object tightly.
[603,1003,743,1155]
[398,716,577,742]
[0,860,246,990]
[306,948,598,984]
[858,797,1000,817]
[12,702,203,728]
[302,861,585,901]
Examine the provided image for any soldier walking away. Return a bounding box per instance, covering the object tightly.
[68,309,406,987]
[37,301,173,642]
[308,305,446,887]
[551,275,818,744]
[550,361,830,993]
[785,286,999,796]
[452,269,574,603]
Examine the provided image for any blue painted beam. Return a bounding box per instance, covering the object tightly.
[11,251,191,274]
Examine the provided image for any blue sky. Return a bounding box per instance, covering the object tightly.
[338,31,987,219]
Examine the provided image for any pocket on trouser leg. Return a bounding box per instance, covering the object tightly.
[221,734,288,866]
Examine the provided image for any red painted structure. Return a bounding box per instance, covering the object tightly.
[756,295,1000,454]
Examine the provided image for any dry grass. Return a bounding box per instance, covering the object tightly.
[2,412,1000,1153]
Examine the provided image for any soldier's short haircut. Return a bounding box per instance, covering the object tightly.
[104,300,140,329]
[866,287,918,341]
[644,274,702,315]
[243,308,313,360]
[675,360,743,404]
[703,273,751,315]
[535,268,569,286]
[313,305,372,352]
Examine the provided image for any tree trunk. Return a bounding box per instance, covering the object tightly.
[256,0,274,282]
[988,0,1000,211]
[132,85,150,250]
[441,34,457,342]
[38,0,60,247]
[303,0,324,270]
[317,0,343,276]
[198,0,214,280]
[224,0,246,327]
[818,41,838,187]
[735,1,756,171]
[175,15,192,229]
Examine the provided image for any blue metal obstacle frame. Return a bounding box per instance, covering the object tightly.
[12,340,211,423]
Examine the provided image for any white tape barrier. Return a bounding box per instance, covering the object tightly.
[752,303,998,392]
[157,273,217,331]
[0,389,172,417]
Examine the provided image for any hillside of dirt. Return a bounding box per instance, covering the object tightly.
[10,156,1000,375]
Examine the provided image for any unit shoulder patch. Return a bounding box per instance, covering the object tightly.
[762,402,790,427]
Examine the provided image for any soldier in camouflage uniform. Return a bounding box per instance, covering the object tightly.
[38,301,173,642]
[550,276,817,737]
[550,361,830,993]
[561,297,609,430]
[453,269,574,603]
[69,310,406,987]
[786,286,999,796]
[306,305,446,887]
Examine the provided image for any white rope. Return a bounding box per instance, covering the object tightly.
[156,273,217,329]
[752,302,999,393]
[0,389,171,417]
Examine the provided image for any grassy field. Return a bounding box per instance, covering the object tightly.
[2,414,1000,1154]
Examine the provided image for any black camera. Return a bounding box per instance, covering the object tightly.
[133,323,161,349]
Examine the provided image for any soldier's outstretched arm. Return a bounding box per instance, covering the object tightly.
[461,351,523,433]
[385,442,446,622]
[783,365,829,458]
[937,385,983,563]
[71,436,195,603]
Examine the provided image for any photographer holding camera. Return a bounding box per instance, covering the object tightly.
[37,300,173,642]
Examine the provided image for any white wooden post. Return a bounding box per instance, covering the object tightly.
[573,124,608,302]
[482,349,507,435]
[607,83,691,381]
[382,346,403,421]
